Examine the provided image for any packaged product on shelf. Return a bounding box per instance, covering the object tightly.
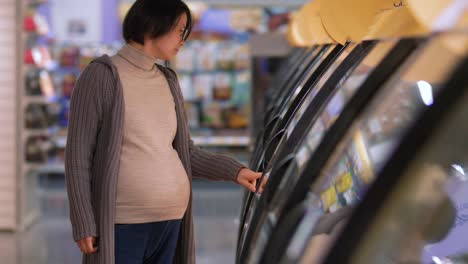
[193,73,214,100]
[25,135,56,163]
[25,68,55,98]
[25,104,48,129]
[202,102,223,128]
[213,72,232,100]
[224,105,249,129]
[23,8,49,35]
[45,102,61,127]
[24,46,53,69]
[335,168,360,207]
[229,8,264,32]
[58,100,70,128]
[61,73,76,98]
[232,71,250,105]
[216,43,236,71]
[25,68,42,96]
[79,46,97,70]
[59,46,80,67]
[321,185,339,212]
[174,46,195,72]
[38,70,55,98]
[234,43,250,70]
[179,74,194,100]
[196,41,218,71]
[25,103,60,128]
[54,127,67,160]
[26,137,47,163]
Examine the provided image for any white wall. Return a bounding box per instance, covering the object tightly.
[50,0,102,44]
[0,0,17,230]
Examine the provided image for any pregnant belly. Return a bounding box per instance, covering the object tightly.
[116,150,190,208]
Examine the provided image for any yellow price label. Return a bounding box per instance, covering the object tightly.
[336,172,353,193]
[321,187,338,210]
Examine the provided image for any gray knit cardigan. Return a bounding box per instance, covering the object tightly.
[65,55,245,264]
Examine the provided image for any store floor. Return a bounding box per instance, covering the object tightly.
[0,180,244,264]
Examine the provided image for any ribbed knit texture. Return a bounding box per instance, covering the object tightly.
[65,55,245,264]
[112,45,190,224]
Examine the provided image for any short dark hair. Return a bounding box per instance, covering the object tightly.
[123,0,192,44]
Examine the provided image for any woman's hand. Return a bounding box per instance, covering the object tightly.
[77,236,98,254]
[236,168,268,193]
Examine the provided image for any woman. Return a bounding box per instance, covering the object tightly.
[65,1,265,263]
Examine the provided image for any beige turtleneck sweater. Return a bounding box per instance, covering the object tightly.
[111,44,190,223]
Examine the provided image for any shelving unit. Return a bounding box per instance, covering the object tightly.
[192,135,251,147]
[173,31,254,163]
[23,95,55,105]
[13,0,56,231]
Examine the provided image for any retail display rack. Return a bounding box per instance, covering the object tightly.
[173,35,253,164]
[0,0,54,231]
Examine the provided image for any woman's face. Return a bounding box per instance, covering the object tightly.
[147,14,187,60]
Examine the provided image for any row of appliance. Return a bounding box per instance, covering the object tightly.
[236,31,468,264]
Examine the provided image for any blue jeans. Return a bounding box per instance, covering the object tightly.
[115,219,181,264]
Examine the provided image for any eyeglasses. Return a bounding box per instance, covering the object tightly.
[180,27,189,41]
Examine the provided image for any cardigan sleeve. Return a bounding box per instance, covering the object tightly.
[65,62,110,241]
[189,139,246,182]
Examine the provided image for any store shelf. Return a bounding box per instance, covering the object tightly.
[23,95,56,105]
[24,126,59,136]
[192,135,251,147]
[24,162,65,175]
[23,128,54,138]
[37,164,65,174]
